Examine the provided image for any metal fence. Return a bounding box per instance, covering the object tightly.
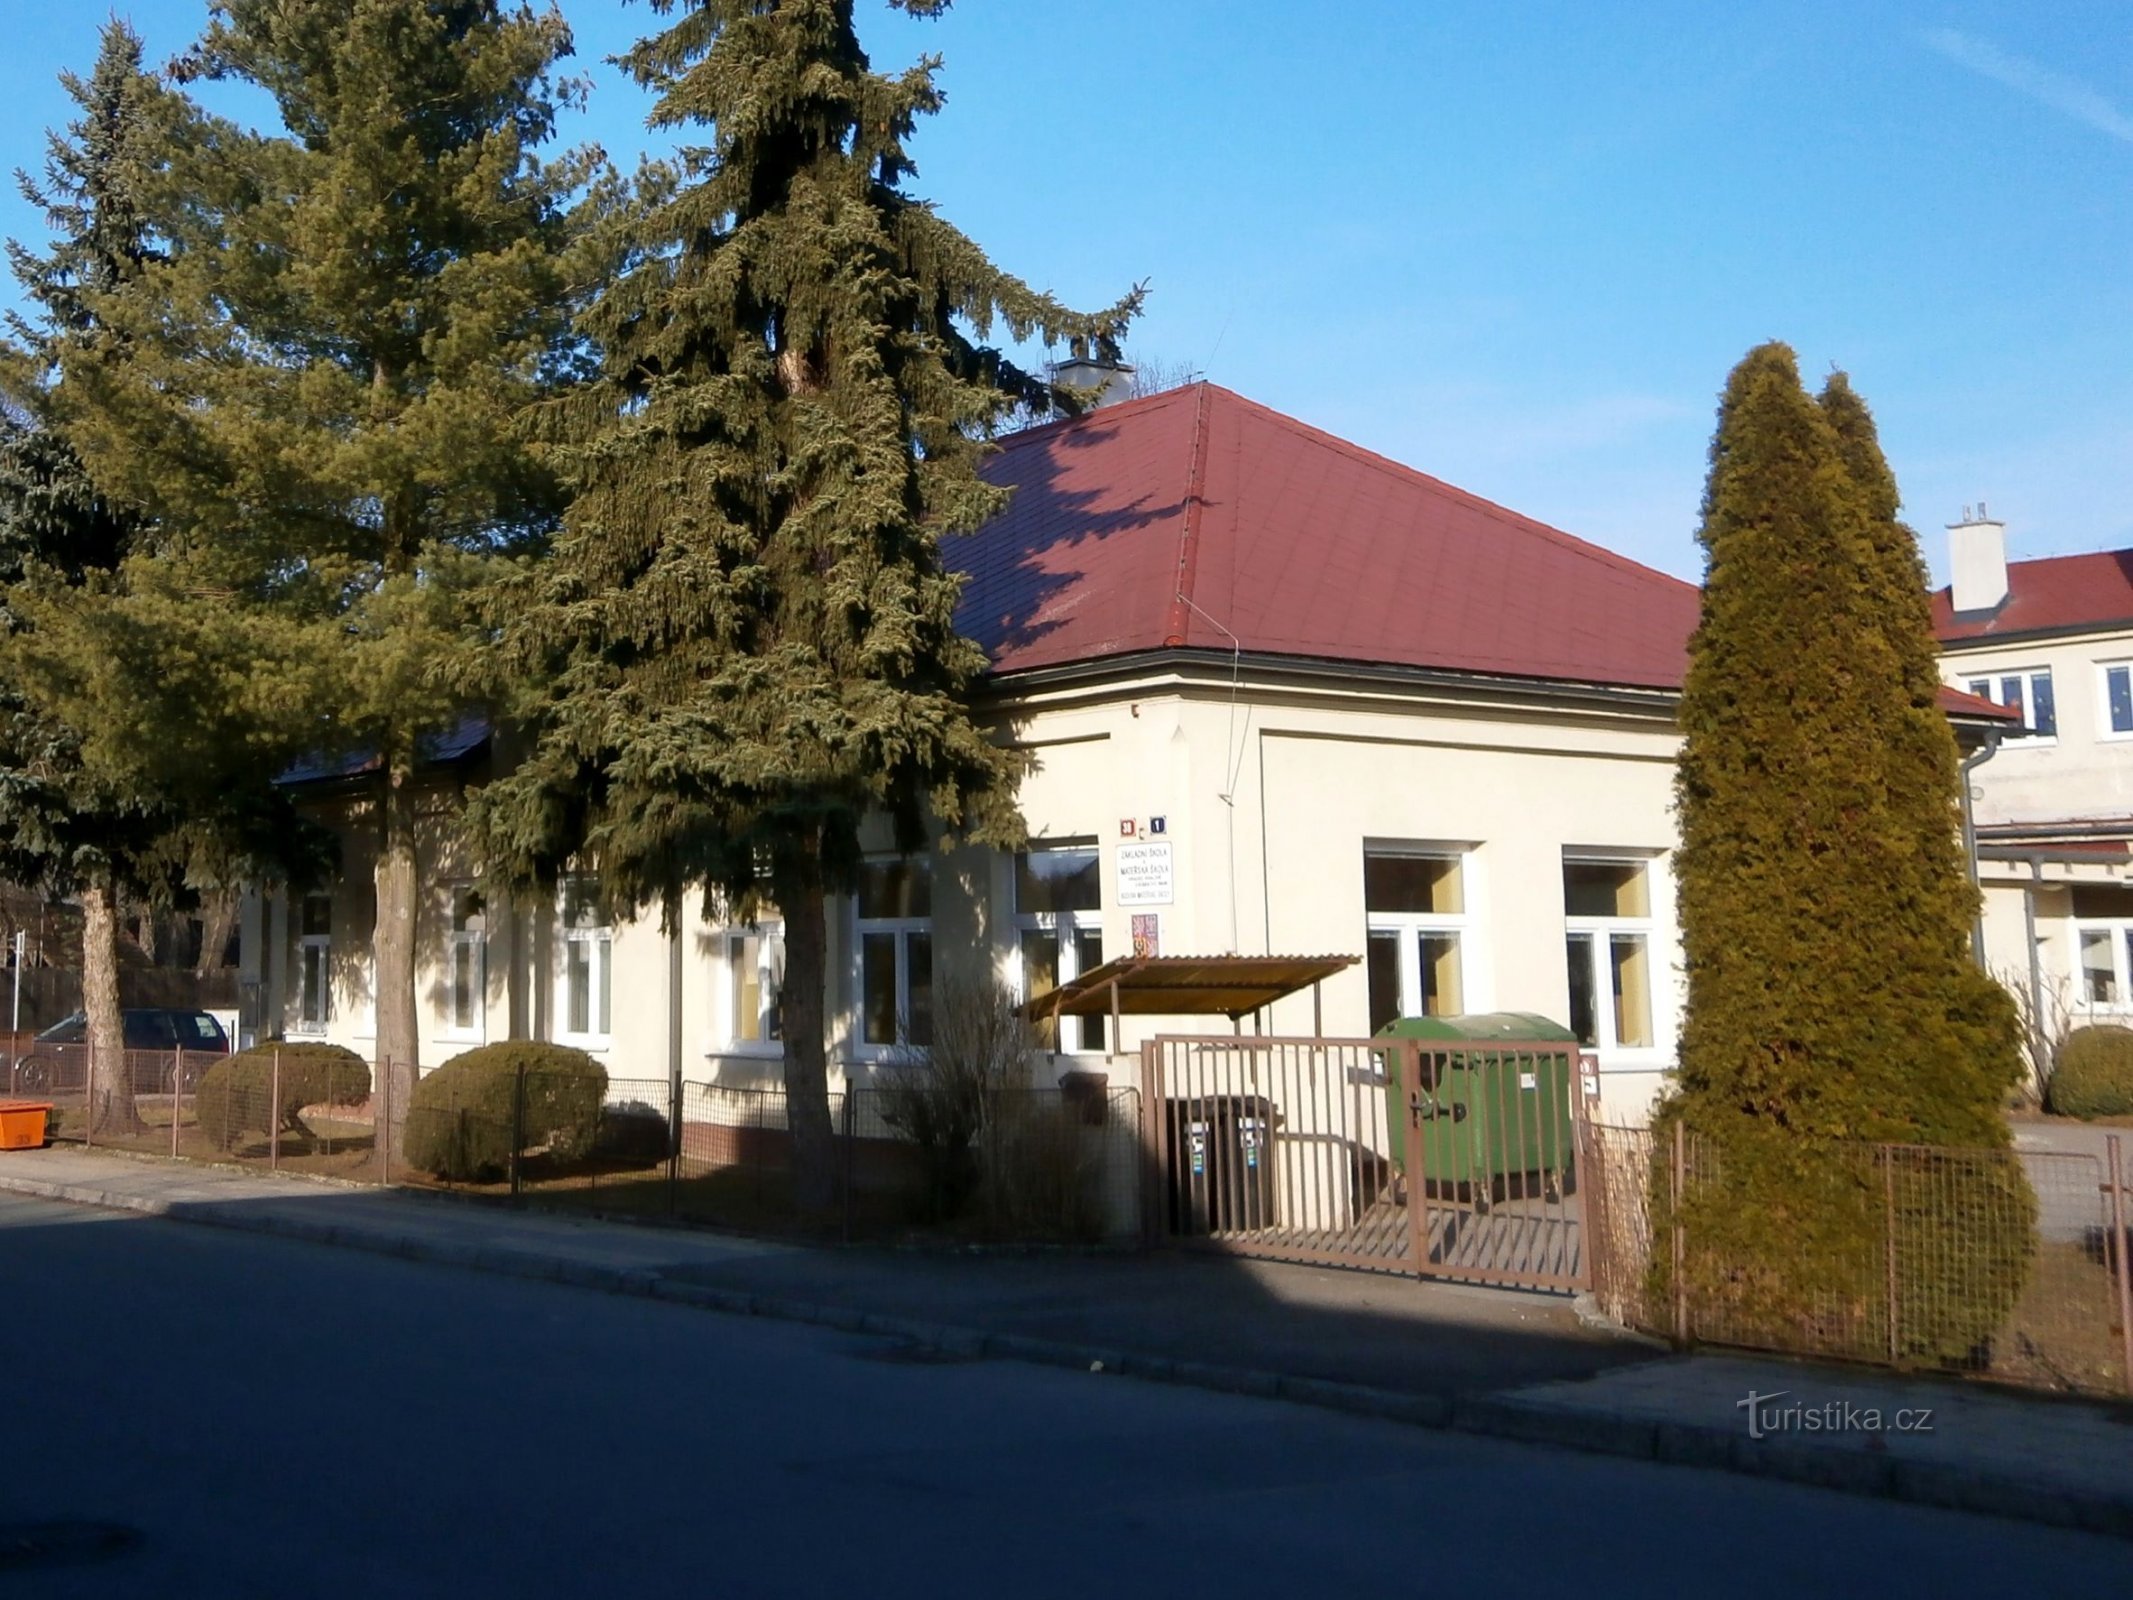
[1143,1034,1587,1290]
[1584,1122,2133,1399]
[3,1043,1144,1246]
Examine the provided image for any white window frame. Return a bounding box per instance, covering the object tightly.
[1364,845,1474,1027]
[1563,855,1660,1060]
[853,856,932,1058]
[718,919,785,1056]
[1014,840,1106,1055]
[557,876,612,1048]
[293,893,332,1037]
[2072,916,2133,1014]
[442,885,487,1044]
[2098,661,2133,742]
[1964,666,2056,744]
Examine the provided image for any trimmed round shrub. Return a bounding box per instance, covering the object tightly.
[2049,1026,2133,1120]
[196,1042,371,1151]
[403,1042,606,1182]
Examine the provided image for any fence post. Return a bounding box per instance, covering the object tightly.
[510,1064,526,1201]
[83,1042,94,1149]
[841,1089,856,1244]
[667,1079,681,1219]
[2109,1135,2133,1399]
[170,1047,182,1160]
[378,1059,392,1188]
[1882,1151,1901,1364]
[270,1047,282,1173]
[1670,1120,1688,1346]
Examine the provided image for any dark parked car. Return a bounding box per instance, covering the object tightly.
[10,1008,232,1092]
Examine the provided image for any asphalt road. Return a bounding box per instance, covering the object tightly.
[0,1193,2122,1598]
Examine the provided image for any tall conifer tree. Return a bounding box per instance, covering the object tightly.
[0,24,176,1132]
[63,1,598,1121]
[471,0,1140,1209]
[1667,342,2026,1358]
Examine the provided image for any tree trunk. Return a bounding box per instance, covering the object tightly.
[195,893,239,976]
[777,838,838,1214]
[373,762,420,1142]
[81,879,138,1135]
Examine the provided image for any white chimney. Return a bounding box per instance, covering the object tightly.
[1052,338,1135,410]
[1948,503,2008,614]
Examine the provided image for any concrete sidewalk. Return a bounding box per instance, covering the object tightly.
[3,1144,2128,1539]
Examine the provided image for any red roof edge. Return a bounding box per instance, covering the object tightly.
[1938,684,2021,721]
[1161,385,1213,648]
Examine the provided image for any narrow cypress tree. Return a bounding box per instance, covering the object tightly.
[1667,343,2026,1360]
[62,1,597,1122]
[470,0,1140,1210]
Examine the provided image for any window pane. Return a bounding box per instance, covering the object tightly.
[596,934,612,1035]
[2081,929,2117,1005]
[1998,676,2026,728]
[1021,929,1060,1047]
[563,877,603,930]
[453,889,484,935]
[451,942,473,1031]
[2029,672,2056,737]
[862,931,899,1045]
[1364,853,1462,915]
[566,940,589,1034]
[2111,666,2133,734]
[1610,934,1652,1048]
[906,934,933,1048]
[1075,926,1105,1051]
[1564,860,1648,918]
[1566,934,1598,1047]
[1367,931,1401,1033]
[301,896,332,937]
[1016,845,1101,914]
[858,858,931,919]
[1419,933,1462,1016]
[734,934,763,1042]
[1966,678,1990,700]
[302,945,328,1026]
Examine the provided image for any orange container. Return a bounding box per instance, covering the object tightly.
[0,1101,53,1150]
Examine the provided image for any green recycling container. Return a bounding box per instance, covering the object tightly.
[1374,1013,1578,1205]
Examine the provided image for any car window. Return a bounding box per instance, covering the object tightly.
[188,1014,225,1044]
[125,1012,177,1050]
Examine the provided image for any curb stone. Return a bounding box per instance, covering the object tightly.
[3,1167,2128,1543]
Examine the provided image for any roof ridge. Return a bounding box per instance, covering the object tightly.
[985,382,1196,453]
[1201,383,1699,597]
[1162,383,1214,647]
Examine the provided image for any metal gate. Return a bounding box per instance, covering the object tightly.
[1142,1034,1591,1292]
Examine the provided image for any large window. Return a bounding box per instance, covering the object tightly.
[1965,668,2055,741]
[295,894,332,1034]
[2073,886,2133,1011]
[560,877,612,1043]
[2101,663,2133,737]
[1564,858,1655,1053]
[444,887,485,1041]
[724,921,784,1050]
[1016,841,1104,1052]
[1364,849,1468,1033]
[857,858,932,1049]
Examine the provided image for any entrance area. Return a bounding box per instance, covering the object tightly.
[1142,1034,1591,1292]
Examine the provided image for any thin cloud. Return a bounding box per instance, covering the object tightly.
[1923,28,2133,145]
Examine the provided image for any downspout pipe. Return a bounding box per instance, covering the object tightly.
[1959,729,2003,967]
[2023,855,2046,1097]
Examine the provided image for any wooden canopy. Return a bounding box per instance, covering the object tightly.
[1017,953,1358,1028]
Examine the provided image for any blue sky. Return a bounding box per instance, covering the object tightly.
[3,1,2129,583]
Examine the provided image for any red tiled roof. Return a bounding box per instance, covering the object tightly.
[950,383,1701,691]
[1932,550,2133,642]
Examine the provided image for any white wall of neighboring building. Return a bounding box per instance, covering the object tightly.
[1943,628,2133,828]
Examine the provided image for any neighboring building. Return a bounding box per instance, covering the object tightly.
[1933,510,2133,1071]
[242,381,2008,1123]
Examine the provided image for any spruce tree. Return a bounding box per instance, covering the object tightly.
[470,0,1140,1210]
[0,25,176,1133]
[1667,342,2027,1359]
[61,1,597,1123]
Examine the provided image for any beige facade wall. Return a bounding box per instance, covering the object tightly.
[1942,628,2133,828]
[247,667,1686,1123]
